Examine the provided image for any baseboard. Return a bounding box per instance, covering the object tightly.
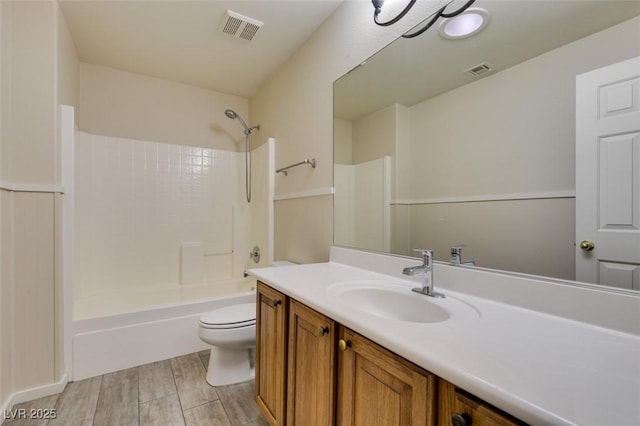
[0,374,68,424]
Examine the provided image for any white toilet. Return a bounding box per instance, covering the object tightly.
[198,302,256,386]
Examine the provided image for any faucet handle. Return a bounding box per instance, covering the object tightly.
[450,245,475,266]
[412,248,433,265]
[450,244,466,255]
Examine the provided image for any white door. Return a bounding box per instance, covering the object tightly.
[576,56,640,290]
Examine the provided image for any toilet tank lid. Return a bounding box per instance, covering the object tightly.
[200,302,256,325]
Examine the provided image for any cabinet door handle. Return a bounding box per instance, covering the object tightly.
[273,299,282,307]
[338,339,352,351]
[319,326,329,336]
[451,413,473,426]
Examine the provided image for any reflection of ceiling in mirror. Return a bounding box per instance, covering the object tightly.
[334,1,640,121]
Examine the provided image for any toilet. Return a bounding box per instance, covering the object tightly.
[198,261,296,386]
[198,302,256,386]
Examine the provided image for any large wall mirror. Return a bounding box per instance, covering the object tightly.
[333,1,640,292]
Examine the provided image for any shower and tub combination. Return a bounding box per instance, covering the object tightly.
[68,108,274,381]
[196,110,263,386]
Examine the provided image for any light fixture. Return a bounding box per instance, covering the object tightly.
[372,0,417,27]
[439,8,489,39]
[372,0,477,39]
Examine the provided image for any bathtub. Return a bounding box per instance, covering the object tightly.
[71,278,256,381]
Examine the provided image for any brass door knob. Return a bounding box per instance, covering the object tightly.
[579,240,595,252]
[338,339,351,351]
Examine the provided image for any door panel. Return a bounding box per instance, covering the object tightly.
[599,261,640,290]
[576,56,640,289]
[256,282,288,425]
[598,133,639,229]
[337,327,436,426]
[287,301,336,426]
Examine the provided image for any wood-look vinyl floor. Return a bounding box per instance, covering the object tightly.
[4,351,268,426]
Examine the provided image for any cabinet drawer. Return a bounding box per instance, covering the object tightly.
[438,379,526,426]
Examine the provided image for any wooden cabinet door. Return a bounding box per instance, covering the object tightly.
[286,300,336,426]
[437,379,526,426]
[256,282,288,426]
[337,327,437,426]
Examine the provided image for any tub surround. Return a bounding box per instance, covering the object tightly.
[249,247,640,425]
[73,131,252,303]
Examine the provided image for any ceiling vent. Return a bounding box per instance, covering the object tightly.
[219,10,263,42]
[464,62,494,77]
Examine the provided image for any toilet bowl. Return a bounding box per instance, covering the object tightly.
[198,261,295,386]
[198,302,256,386]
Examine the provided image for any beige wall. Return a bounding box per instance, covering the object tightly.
[0,1,9,182]
[274,196,334,265]
[333,117,352,165]
[79,63,249,150]
[251,0,448,262]
[2,1,57,185]
[352,103,397,165]
[408,16,640,201]
[0,190,10,404]
[1,0,8,406]
[57,6,79,109]
[1,0,78,407]
[410,199,576,280]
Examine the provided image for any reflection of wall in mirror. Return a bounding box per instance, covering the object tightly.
[335,105,398,252]
[334,157,391,252]
[336,15,640,280]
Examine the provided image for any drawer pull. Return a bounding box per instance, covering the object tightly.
[273,299,282,307]
[319,326,329,336]
[338,339,352,351]
[451,413,472,426]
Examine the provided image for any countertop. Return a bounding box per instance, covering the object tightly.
[249,261,640,426]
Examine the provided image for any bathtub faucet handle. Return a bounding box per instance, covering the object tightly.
[249,246,261,263]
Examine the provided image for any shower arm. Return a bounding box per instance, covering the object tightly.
[244,125,260,135]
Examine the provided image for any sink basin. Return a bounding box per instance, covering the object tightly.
[328,280,452,323]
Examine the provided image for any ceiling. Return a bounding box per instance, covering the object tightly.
[59,0,343,99]
[334,0,640,120]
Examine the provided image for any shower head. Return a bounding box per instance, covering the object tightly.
[224,108,257,135]
[224,108,259,203]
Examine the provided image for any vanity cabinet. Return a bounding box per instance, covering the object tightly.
[256,282,288,426]
[337,326,437,426]
[437,379,525,426]
[255,281,525,426]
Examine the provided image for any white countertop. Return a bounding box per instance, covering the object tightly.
[249,260,640,426]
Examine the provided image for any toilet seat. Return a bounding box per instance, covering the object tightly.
[199,302,256,330]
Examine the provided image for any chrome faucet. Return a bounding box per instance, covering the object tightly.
[403,249,445,298]
[449,245,475,266]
